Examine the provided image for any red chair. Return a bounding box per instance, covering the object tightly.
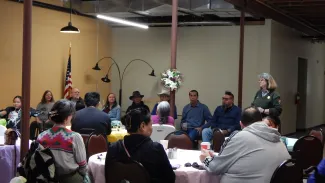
[292,135,323,177]
[86,132,108,160]
[309,129,324,146]
[79,128,95,145]
[270,159,303,183]
[212,129,225,152]
[165,131,193,150]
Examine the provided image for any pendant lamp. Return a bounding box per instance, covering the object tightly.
[60,0,80,33]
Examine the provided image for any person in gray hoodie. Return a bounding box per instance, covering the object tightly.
[200,106,290,183]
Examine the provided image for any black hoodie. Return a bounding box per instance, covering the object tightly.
[105,134,175,183]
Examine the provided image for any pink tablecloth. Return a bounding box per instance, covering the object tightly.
[0,137,31,183]
[88,150,220,183]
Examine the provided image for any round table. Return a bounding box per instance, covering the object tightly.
[0,137,31,183]
[107,129,128,143]
[88,149,220,183]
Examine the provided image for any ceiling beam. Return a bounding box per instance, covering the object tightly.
[225,0,325,36]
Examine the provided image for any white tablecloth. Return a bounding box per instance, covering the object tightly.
[0,136,31,183]
[286,137,298,152]
[88,149,220,183]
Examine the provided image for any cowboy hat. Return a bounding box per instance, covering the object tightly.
[157,88,170,96]
[129,91,144,100]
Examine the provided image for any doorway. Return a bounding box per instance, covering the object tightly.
[296,57,308,130]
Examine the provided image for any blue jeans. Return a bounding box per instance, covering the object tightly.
[184,128,200,141]
[202,128,213,142]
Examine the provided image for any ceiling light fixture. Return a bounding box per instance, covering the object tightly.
[97,14,149,29]
[60,0,80,33]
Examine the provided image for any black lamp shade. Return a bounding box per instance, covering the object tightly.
[92,63,101,70]
[101,75,111,83]
[60,22,80,33]
[149,70,156,77]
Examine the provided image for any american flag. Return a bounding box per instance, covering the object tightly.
[63,47,72,99]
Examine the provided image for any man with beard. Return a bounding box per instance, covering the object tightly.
[202,91,241,142]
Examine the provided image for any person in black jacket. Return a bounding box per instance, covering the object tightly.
[105,108,175,183]
[71,92,111,135]
[126,91,150,113]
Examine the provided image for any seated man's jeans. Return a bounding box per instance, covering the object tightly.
[184,128,200,141]
[202,128,213,142]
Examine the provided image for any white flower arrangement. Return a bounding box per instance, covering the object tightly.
[161,69,183,91]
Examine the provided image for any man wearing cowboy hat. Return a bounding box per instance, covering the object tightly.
[151,88,178,119]
[126,91,150,113]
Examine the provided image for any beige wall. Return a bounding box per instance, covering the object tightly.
[0,1,112,109]
[270,21,325,134]
[111,22,272,114]
[111,20,325,135]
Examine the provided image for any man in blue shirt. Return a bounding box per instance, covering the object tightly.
[202,91,241,142]
[181,90,212,141]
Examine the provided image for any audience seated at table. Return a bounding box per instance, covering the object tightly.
[200,106,290,183]
[0,96,37,130]
[69,88,86,111]
[102,93,121,121]
[37,99,89,183]
[126,91,150,113]
[181,90,212,141]
[151,88,177,119]
[151,101,175,126]
[201,91,241,142]
[72,92,111,135]
[105,108,175,183]
[308,159,325,183]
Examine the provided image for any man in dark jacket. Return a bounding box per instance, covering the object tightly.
[126,91,150,113]
[71,92,111,135]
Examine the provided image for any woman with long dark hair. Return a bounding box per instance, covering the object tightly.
[106,108,175,183]
[36,90,55,129]
[151,101,174,126]
[102,93,121,121]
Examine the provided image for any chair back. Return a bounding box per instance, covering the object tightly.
[165,131,193,150]
[79,128,95,145]
[0,125,7,136]
[86,132,108,159]
[151,124,175,142]
[270,159,303,183]
[79,128,95,134]
[309,129,325,146]
[212,129,225,152]
[292,135,323,169]
[105,160,150,183]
